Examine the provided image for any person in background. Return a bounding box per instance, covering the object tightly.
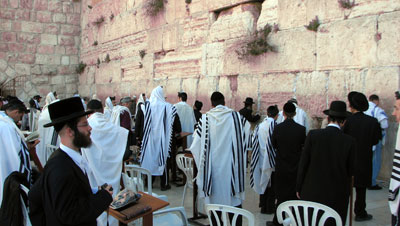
[193,100,203,123]
[239,97,260,123]
[390,91,400,226]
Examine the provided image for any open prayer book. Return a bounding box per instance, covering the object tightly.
[110,189,142,210]
[24,131,39,143]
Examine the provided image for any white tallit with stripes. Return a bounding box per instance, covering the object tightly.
[140,86,177,176]
[190,105,251,206]
[250,117,276,194]
[110,105,134,129]
[389,125,400,215]
[0,111,31,203]
[103,97,114,121]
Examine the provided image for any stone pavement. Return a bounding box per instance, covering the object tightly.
[151,174,391,226]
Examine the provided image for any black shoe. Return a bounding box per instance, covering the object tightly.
[161,184,171,191]
[355,214,373,221]
[266,221,278,226]
[368,185,382,190]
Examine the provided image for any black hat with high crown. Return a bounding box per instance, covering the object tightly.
[244,97,255,105]
[349,92,369,112]
[44,97,93,128]
[323,100,351,118]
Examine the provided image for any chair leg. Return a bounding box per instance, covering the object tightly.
[181,183,187,206]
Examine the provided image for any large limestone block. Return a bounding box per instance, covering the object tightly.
[277,0,307,29]
[181,76,200,104]
[317,16,377,70]
[163,78,181,101]
[96,60,122,84]
[349,0,400,19]
[259,73,295,113]
[179,12,209,48]
[163,24,178,51]
[326,69,366,102]
[377,11,400,66]
[235,74,260,111]
[257,0,278,30]
[209,3,261,42]
[305,0,344,23]
[207,0,253,12]
[196,75,219,111]
[148,27,163,52]
[218,75,237,109]
[186,0,207,14]
[15,63,30,75]
[35,54,61,65]
[202,42,224,76]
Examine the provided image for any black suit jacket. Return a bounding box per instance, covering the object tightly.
[343,112,381,187]
[239,107,260,123]
[272,119,306,199]
[296,126,356,223]
[28,149,112,226]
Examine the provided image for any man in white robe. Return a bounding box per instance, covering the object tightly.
[250,105,279,214]
[365,94,388,190]
[111,97,134,132]
[0,99,32,203]
[36,92,59,166]
[277,98,309,133]
[136,86,181,190]
[103,96,116,121]
[174,92,196,147]
[82,100,129,226]
[190,92,251,225]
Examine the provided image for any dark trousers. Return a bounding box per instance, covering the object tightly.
[260,172,276,213]
[210,204,242,226]
[354,187,367,216]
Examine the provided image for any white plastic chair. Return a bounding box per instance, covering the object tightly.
[176,153,194,206]
[46,144,58,162]
[205,204,255,226]
[277,200,343,226]
[20,184,32,226]
[123,164,188,226]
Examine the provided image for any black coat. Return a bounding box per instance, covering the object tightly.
[272,119,306,199]
[239,107,260,123]
[343,112,381,187]
[296,126,356,224]
[28,149,112,226]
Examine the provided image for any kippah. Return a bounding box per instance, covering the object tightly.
[283,102,296,113]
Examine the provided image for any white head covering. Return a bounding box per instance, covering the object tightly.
[104,97,114,120]
[92,94,99,101]
[43,92,57,110]
[149,86,166,104]
[135,93,146,116]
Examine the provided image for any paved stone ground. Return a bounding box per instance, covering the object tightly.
[150,173,391,226]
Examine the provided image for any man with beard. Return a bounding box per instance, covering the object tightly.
[28,97,113,226]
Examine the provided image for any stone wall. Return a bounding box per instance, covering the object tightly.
[79,0,400,180]
[0,0,81,101]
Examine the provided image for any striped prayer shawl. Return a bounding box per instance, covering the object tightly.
[250,117,276,194]
[390,126,400,216]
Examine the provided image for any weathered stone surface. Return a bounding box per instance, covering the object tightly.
[53,13,66,23]
[17,33,40,44]
[61,24,80,36]
[179,12,209,48]
[32,75,49,85]
[317,16,377,70]
[8,43,25,52]
[0,19,12,30]
[2,32,16,42]
[15,63,30,75]
[35,54,60,65]
[0,59,7,71]
[202,42,224,76]
[58,35,75,46]
[40,34,57,45]
[61,56,69,65]
[31,64,41,74]
[37,45,54,54]
[34,0,47,11]
[40,65,58,74]
[5,66,16,78]
[349,0,400,19]
[51,75,65,84]
[48,0,62,13]
[36,11,52,23]
[15,10,30,21]
[18,53,35,63]
[21,21,43,33]
[377,11,400,66]
[257,0,278,30]
[43,23,59,34]
[277,0,307,30]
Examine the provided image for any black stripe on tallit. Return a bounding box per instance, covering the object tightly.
[140,102,152,164]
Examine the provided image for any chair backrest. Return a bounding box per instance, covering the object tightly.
[123,164,152,195]
[175,154,194,188]
[277,200,343,226]
[20,184,32,226]
[46,144,58,162]
[205,204,255,226]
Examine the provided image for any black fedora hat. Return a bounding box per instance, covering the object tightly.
[323,101,351,117]
[350,92,369,112]
[244,97,255,105]
[44,97,93,127]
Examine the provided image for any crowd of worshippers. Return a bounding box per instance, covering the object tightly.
[1,86,399,226]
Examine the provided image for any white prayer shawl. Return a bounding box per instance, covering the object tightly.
[140,86,177,176]
[390,125,400,216]
[250,117,276,194]
[82,112,128,226]
[0,111,31,203]
[276,103,309,132]
[44,92,56,110]
[36,104,60,166]
[135,93,146,116]
[111,105,134,129]
[103,97,114,121]
[190,105,251,206]
[174,101,196,147]
[28,108,39,132]
[365,101,388,146]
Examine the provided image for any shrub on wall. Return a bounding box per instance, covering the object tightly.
[305,16,320,32]
[76,62,87,74]
[338,0,356,9]
[145,0,166,16]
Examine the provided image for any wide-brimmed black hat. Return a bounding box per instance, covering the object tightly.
[44,97,93,127]
[244,97,255,105]
[349,92,369,112]
[323,101,351,117]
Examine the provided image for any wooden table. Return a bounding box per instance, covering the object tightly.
[109,192,169,226]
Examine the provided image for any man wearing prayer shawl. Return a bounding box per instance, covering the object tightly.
[390,91,400,226]
[268,102,306,226]
[343,91,381,222]
[36,92,60,166]
[365,94,388,190]
[135,86,182,190]
[296,101,355,225]
[174,92,196,147]
[111,97,134,131]
[250,105,279,214]
[0,99,32,203]
[276,98,309,133]
[190,92,251,226]
[103,96,116,120]
[82,100,129,226]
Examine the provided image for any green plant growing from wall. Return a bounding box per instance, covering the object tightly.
[236,24,277,60]
[338,0,356,9]
[93,41,98,46]
[139,50,146,59]
[145,0,165,16]
[110,13,114,20]
[105,54,111,63]
[305,16,320,32]
[75,62,87,74]
[88,5,92,9]
[97,58,101,68]
[93,16,105,26]
[185,0,191,4]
